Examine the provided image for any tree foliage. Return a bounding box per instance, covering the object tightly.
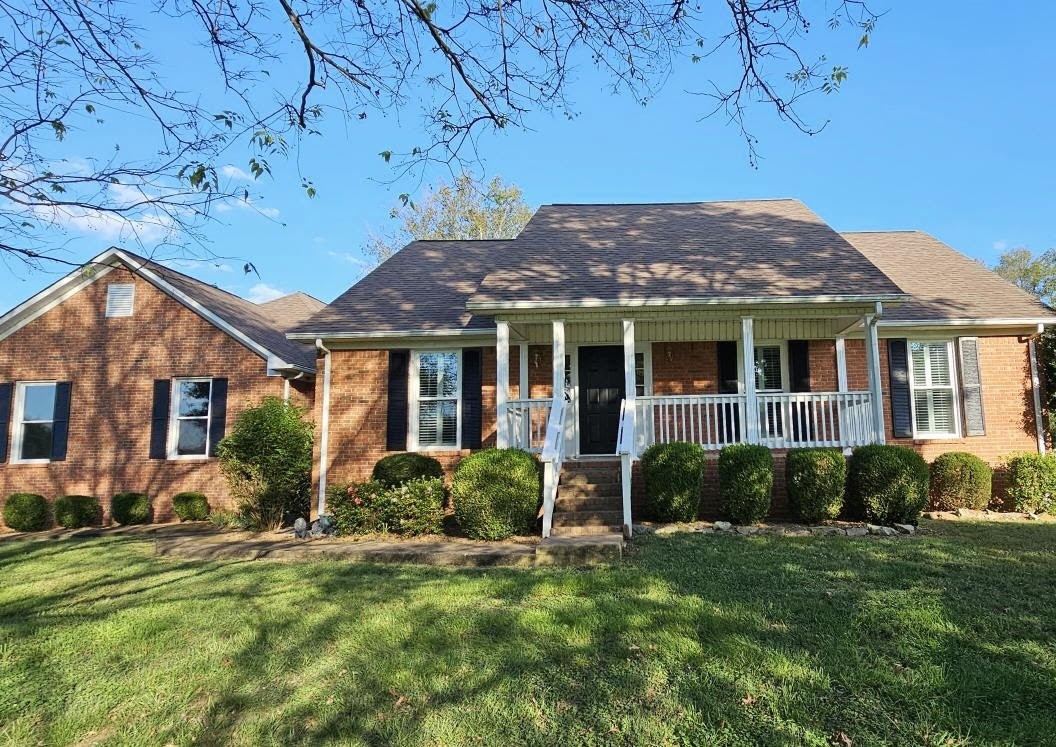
[365,175,534,261]
[1,0,878,268]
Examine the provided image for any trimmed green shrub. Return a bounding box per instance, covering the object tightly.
[54,495,101,529]
[216,397,313,530]
[329,478,445,536]
[208,509,249,530]
[929,452,992,511]
[847,445,929,524]
[1005,453,1056,514]
[172,492,210,521]
[372,453,444,488]
[719,444,774,524]
[451,448,540,540]
[3,493,49,532]
[786,448,847,523]
[110,492,152,525]
[640,441,707,522]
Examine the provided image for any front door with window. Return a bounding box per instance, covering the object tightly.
[578,345,624,454]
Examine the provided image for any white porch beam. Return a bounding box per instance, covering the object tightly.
[741,316,759,443]
[835,336,849,393]
[496,320,510,447]
[863,315,886,444]
[552,320,565,404]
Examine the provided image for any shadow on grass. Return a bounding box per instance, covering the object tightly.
[0,521,1054,745]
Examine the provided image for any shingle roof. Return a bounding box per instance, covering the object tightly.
[468,200,905,308]
[290,240,518,337]
[258,291,326,329]
[840,231,1056,322]
[118,251,318,371]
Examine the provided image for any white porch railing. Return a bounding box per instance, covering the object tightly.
[505,398,552,453]
[540,399,566,538]
[633,391,874,452]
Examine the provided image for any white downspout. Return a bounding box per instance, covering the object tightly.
[315,339,333,517]
[282,378,291,403]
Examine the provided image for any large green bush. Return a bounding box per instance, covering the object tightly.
[329,477,445,536]
[54,495,101,529]
[372,453,444,488]
[110,492,152,525]
[929,452,992,511]
[640,441,707,522]
[847,445,929,524]
[719,444,773,524]
[3,493,49,532]
[786,448,847,523]
[172,492,210,521]
[216,397,313,530]
[1005,453,1056,514]
[451,448,540,540]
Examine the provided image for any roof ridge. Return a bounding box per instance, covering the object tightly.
[542,198,801,207]
[841,229,924,235]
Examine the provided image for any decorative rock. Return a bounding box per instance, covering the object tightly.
[810,526,844,536]
[845,526,869,537]
[293,517,309,539]
[734,525,758,535]
[784,528,811,537]
[714,521,732,532]
[631,523,656,535]
[893,523,916,535]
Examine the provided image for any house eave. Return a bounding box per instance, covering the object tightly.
[465,293,909,312]
[876,317,1056,328]
[288,328,496,342]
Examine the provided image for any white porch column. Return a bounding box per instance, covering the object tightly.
[496,320,510,447]
[552,320,565,404]
[835,336,849,393]
[741,317,759,443]
[622,319,636,449]
[518,344,529,398]
[863,315,886,444]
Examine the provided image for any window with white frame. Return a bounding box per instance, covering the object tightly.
[909,341,959,438]
[412,351,460,449]
[13,382,57,462]
[169,378,213,457]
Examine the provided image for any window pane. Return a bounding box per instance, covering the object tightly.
[910,343,927,386]
[754,346,782,391]
[418,400,457,447]
[929,390,955,432]
[176,419,208,455]
[927,344,951,385]
[22,384,56,422]
[913,390,931,432]
[21,423,53,460]
[635,352,645,396]
[178,381,211,417]
[438,353,458,397]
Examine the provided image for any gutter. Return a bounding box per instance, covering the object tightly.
[315,338,333,517]
[465,292,909,312]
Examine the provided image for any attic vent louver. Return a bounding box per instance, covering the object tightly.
[105,283,135,317]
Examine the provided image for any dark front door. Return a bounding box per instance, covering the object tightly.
[578,345,625,454]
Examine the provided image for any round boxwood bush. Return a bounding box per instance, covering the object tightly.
[929,452,992,511]
[640,441,707,522]
[847,444,929,524]
[172,492,210,521]
[1005,453,1056,514]
[451,448,540,540]
[3,493,49,532]
[372,453,444,488]
[111,492,153,525]
[719,444,774,524]
[53,495,101,529]
[786,448,847,523]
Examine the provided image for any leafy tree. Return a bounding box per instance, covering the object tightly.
[365,175,534,261]
[0,0,878,268]
[216,397,313,531]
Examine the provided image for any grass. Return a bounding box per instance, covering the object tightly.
[0,522,1054,746]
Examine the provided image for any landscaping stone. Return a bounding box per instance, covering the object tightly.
[845,526,869,537]
[293,517,309,539]
[809,526,844,536]
[631,523,656,535]
[893,523,916,535]
[714,521,732,532]
[784,528,812,537]
[734,525,758,535]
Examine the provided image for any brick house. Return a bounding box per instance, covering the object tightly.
[0,248,322,521]
[292,200,1056,536]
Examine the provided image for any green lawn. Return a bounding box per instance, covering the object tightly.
[1,523,1054,746]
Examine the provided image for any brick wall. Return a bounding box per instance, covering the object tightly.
[650,342,719,394]
[0,268,305,522]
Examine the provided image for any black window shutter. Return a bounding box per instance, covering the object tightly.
[386,350,410,451]
[208,378,228,455]
[716,341,739,394]
[50,381,72,461]
[958,337,986,436]
[887,339,913,438]
[461,348,483,449]
[788,340,811,393]
[0,383,11,463]
[149,379,171,459]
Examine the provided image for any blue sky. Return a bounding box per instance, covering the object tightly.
[3,2,1054,310]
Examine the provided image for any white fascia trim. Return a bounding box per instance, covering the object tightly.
[287,328,497,341]
[878,317,1056,328]
[465,293,908,311]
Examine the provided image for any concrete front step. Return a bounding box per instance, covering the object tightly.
[550,524,624,537]
[536,534,623,564]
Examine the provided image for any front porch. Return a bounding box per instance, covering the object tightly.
[492,310,888,538]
